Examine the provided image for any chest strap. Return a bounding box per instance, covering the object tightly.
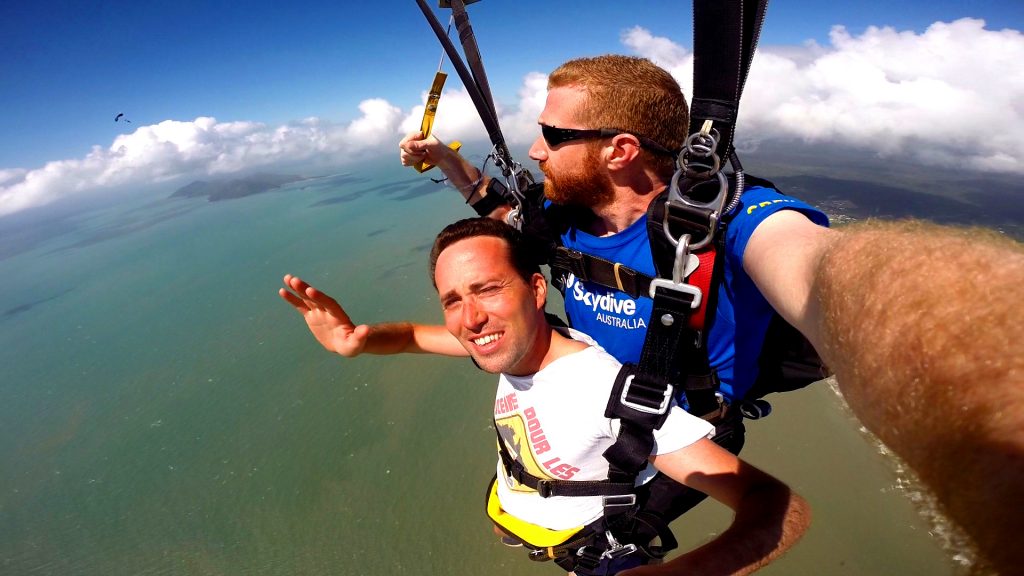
[495,423,635,498]
[550,246,716,331]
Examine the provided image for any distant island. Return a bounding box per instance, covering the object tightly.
[171,173,307,202]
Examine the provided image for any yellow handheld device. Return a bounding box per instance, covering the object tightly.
[414,71,462,173]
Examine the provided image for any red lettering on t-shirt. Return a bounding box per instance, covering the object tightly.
[524,407,578,471]
[494,392,519,415]
[540,457,580,480]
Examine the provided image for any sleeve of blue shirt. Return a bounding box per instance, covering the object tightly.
[710,185,830,401]
[725,185,831,271]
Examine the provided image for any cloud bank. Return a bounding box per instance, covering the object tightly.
[2,17,1022,217]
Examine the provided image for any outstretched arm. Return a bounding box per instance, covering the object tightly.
[622,439,810,575]
[745,214,1024,574]
[278,274,467,357]
[398,131,511,220]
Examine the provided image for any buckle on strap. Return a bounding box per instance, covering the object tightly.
[602,494,637,514]
[648,278,702,308]
[648,234,703,308]
[620,374,673,416]
[553,248,588,282]
[536,479,554,498]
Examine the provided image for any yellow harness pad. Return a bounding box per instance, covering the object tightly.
[485,478,584,548]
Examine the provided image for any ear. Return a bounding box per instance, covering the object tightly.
[530,272,547,309]
[605,133,643,171]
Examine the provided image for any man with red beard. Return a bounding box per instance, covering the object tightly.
[279,217,810,575]
[401,55,829,395]
[395,55,1024,574]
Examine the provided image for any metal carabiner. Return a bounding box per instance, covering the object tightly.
[599,531,638,560]
[648,234,703,309]
[663,170,728,251]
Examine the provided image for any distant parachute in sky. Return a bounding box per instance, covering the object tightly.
[114,113,131,123]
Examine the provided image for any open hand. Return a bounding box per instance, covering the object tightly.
[278,274,370,357]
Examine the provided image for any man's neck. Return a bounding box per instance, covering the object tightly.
[507,325,589,377]
[586,183,665,237]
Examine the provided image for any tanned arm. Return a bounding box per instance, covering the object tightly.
[812,221,1024,575]
[398,132,512,221]
[622,439,810,575]
[279,274,467,358]
[746,215,1024,574]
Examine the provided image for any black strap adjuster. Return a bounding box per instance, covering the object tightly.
[552,247,589,282]
[620,373,674,416]
[536,479,554,498]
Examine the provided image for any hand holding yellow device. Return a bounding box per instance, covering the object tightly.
[414,71,462,173]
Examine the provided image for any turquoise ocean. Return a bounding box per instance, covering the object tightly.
[0,157,969,575]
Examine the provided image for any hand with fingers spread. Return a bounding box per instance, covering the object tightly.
[278,274,370,357]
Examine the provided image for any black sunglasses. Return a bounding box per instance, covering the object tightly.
[540,124,675,156]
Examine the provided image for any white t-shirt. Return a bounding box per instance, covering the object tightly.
[493,330,715,530]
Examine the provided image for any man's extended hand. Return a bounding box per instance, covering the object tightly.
[399,131,448,169]
[278,274,369,357]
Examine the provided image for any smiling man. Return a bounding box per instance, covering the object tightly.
[279,217,809,575]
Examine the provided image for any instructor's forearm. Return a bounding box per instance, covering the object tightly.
[432,149,511,220]
[644,482,810,575]
[813,220,1024,573]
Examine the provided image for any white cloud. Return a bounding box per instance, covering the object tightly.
[626,18,1024,173]
[0,104,404,218]
[621,25,694,97]
[2,17,1022,218]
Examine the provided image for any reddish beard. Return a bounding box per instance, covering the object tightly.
[541,145,614,207]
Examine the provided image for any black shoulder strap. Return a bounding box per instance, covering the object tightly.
[688,0,767,163]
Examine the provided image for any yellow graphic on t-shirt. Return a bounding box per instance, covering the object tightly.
[495,408,581,493]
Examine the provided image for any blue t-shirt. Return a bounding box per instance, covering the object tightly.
[556,186,829,401]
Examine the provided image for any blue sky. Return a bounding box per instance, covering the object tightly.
[1,0,1023,216]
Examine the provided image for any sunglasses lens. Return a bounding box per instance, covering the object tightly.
[542,125,568,147]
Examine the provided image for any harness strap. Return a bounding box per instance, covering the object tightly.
[550,247,653,301]
[688,0,768,162]
[495,421,636,498]
[549,242,716,331]
[545,511,677,572]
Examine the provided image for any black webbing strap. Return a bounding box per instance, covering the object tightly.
[495,422,635,498]
[602,282,709,481]
[550,247,655,301]
[688,0,768,162]
[448,0,497,128]
[646,199,725,420]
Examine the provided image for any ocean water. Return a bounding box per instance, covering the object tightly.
[0,158,967,575]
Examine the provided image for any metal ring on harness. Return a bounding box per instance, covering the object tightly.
[684,127,720,158]
[683,156,722,179]
[672,235,691,284]
[663,169,728,252]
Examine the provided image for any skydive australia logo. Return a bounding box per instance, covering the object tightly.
[564,274,647,330]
